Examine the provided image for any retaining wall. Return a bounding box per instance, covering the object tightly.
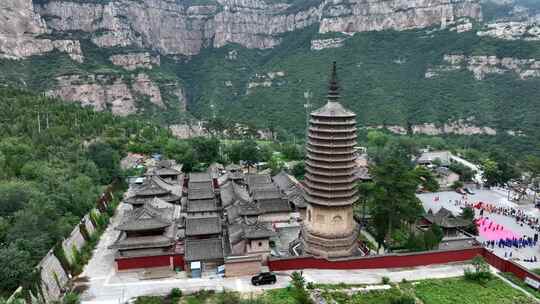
[83,214,96,235]
[61,226,87,265]
[37,250,70,303]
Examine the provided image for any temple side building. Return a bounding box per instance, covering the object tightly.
[302,62,359,258]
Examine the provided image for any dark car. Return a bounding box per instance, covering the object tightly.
[464,188,475,195]
[251,272,277,285]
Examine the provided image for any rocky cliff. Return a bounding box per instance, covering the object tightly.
[32,0,482,56]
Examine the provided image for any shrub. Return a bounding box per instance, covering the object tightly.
[216,290,241,304]
[390,295,415,304]
[290,271,306,290]
[382,276,390,284]
[451,180,464,190]
[134,296,163,304]
[464,256,492,283]
[169,288,182,299]
[62,292,81,304]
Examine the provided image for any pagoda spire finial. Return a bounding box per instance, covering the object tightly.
[328,61,340,100]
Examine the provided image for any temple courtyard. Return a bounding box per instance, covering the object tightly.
[417,189,540,269]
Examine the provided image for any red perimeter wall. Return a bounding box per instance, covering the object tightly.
[268,247,540,285]
[482,249,540,281]
[268,247,485,271]
[117,254,184,271]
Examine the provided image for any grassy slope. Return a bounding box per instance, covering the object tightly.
[412,277,533,304]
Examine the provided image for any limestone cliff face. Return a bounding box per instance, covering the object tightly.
[45,73,181,116]
[34,0,482,56]
[0,0,84,60]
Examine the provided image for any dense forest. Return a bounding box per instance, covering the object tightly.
[0,88,188,295]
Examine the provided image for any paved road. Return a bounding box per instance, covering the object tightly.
[81,263,470,304]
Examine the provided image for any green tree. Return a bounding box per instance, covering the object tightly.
[228,139,261,165]
[87,142,121,184]
[190,137,220,164]
[291,161,305,180]
[414,166,440,192]
[369,153,423,244]
[0,244,36,292]
[0,181,38,217]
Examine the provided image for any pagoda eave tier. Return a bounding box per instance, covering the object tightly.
[304,173,356,184]
[304,193,359,206]
[305,160,356,170]
[306,154,356,163]
[306,146,355,155]
[308,134,357,141]
[303,180,356,191]
[309,126,357,133]
[309,119,356,126]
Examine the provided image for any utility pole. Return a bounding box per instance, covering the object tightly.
[37,110,41,134]
[304,90,312,137]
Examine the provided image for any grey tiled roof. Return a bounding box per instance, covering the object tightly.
[272,171,295,192]
[189,180,214,190]
[188,187,215,200]
[133,178,170,197]
[185,238,224,261]
[189,172,213,182]
[225,205,241,224]
[257,198,291,213]
[311,101,355,117]
[244,223,275,239]
[252,187,282,200]
[238,201,262,216]
[225,164,242,171]
[272,171,307,208]
[423,208,470,228]
[154,167,182,176]
[246,174,272,190]
[187,198,218,213]
[116,203,173,231]
[185,216,222,236]
[227,223,244,245]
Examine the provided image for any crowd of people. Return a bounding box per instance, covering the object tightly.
[434,194,540,263]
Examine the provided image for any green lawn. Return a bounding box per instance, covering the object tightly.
[318,277,535,304]
[135,277,534,304]
[499,272,540,300]
[412,277,534,304]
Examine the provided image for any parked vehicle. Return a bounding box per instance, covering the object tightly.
[251,272,277,285]
[456,188,466,195]
[464,188,475,195]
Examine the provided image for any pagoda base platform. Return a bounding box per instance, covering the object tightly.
[302,226,359,258]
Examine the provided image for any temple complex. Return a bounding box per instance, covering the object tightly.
[109,63,361,274]
[302,62,360,258]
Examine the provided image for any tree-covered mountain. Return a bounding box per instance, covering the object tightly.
[0,0,539,152]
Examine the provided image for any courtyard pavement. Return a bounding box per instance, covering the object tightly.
[417,189,540,269]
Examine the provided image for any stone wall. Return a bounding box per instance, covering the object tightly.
[83,214,96,236]
[61,225,87,265]
[37,250,70,303]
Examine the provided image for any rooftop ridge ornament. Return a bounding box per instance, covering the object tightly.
[328,61,340,100]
